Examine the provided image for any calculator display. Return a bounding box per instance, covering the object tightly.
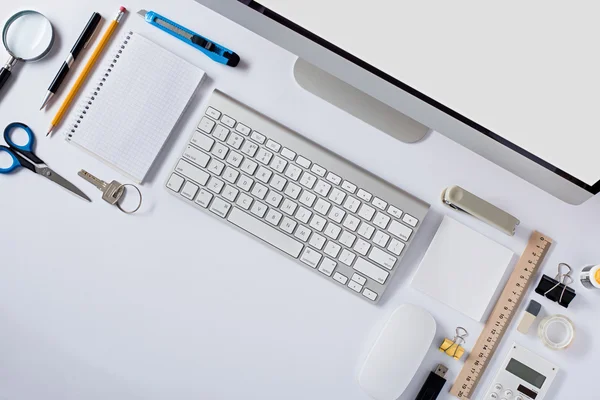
[506,358,546,389]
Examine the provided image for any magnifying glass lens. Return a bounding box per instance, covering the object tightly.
[5,12,53,60]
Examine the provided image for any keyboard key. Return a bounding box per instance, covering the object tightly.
[324,223,341,240]
[269,174,287,191]
[235,123,251,136]
[343,214,360,231]
[373,212,391,229]
[354,258,389,285]
[226,132,244,149]
[357,189,372,202]
[222,167,239,184]
[311,164,326,177]
[284,182,301,199]
[372,197,387,210]
[176,160,209,185]
[209,198,231,218]
[241,158,258,175]
[250,201,268,218]
[207,159,225,175]
[195,188,213,207]
[339,249,356,266]
[226,151,243,168]
[237,175,254,191]
[280,217,297,233]
[251,131,266,143]
[181,181,199,200]
[191,131,214,151]
[183,145,210,167]
[284,164,302,181]
[343,196,361,213]
[402,214,419,227]
[387,238,406,256]
[328,206,346,223]
[294,225,312,242]
[309,233,326,250]
[324,241,341,258]
[389,220,413,241]
[266,191,283,207]
[357,222,376,240]
[333,272,348,285]
[167,173,184,192]
[348,280,362,292]
[228,207,303,258]
[339,231,356,247]
[314,180,332,197]
[358,204,376,221]
[326,172,341,185]
[352,273,367,285]
[353,238,371,256]
[296,156,311,169]
[373,231,390,247]
[362,288,378,301]
[211,142,229,159]
[256,166,272,183]
[198,116,215,133]
[299,191,317,207]
[295,207,312,224]
[266,209,282,225]
[299,172,317,189]
[256,148,273,164]
[314,198,331,215]
[281,199,297,215]
[236,193,253,210]
[266,139,281,152]
[328,187,346,205]
[369,247,397,270]
[318,258,337,276]
[222,185,239,202]
[207,177,225,194]
[281,148,296,160]
[309,215,326,231]
[206,107,221,119]
[271,156,287,173]
[251,183,268,199]
[341,180,357,193]
[241,141,258,157]
[221,115,236,128]
[213,125,229,141]
[388,205,403,219]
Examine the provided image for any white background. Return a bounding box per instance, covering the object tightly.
[0,1,599,399]
[260,0,600,185]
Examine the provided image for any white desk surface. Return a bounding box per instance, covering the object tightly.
[1,1,598,399]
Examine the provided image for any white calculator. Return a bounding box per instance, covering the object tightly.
[484,343,558,400]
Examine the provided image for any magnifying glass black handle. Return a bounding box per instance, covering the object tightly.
[0,67,11,91]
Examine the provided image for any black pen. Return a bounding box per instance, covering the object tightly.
[40,12,102,110]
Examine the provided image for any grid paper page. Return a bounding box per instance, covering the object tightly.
[67,32,205,183]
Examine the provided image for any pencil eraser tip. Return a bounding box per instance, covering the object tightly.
[120,6,127,12]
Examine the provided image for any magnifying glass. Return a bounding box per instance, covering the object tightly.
[0,10,54,92]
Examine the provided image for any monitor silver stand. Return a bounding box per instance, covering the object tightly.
[294,58,429,144]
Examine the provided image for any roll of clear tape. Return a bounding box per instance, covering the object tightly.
[538,315,575,350]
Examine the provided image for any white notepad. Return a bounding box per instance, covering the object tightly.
[411,216,514,321]
[66,31,206,183]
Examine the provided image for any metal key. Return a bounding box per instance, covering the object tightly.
[78,170,125,205]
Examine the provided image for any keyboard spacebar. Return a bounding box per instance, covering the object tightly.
[228,207,304,258]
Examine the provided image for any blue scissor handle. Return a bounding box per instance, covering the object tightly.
[0,145,21,173]
[4,122,35,152]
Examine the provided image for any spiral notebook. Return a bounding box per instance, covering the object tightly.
[66,31,206,183]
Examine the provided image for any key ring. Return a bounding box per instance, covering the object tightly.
[116,184,143,214]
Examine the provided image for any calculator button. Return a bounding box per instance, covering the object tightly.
[514,396,523,400]
[488,393,498,400]
[494,384,503,392]
[504,390,513,397]
[205,107,221,120]
[221,115,236,128]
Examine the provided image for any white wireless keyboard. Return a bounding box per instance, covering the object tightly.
[166,90,429,303]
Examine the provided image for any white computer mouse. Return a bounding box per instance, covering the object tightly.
[358,304,436,400]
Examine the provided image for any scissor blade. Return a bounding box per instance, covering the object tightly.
[41,168,91,202]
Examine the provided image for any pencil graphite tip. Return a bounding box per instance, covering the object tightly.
[46,126,54,137]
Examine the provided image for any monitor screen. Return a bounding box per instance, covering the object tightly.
[253,0,600,190]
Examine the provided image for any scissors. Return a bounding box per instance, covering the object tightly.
[0,122,90,201]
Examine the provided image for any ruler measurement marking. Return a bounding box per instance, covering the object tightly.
[450,231,552,399]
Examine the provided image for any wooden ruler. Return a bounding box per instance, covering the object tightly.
[450,231,552,399]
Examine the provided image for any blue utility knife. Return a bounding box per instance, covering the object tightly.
[137,9,240,67]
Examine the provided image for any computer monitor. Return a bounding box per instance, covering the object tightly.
[195,0,599,205]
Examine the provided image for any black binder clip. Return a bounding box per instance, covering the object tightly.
[535,262,576,308]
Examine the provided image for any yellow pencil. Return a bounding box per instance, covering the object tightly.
[47,6,127,136]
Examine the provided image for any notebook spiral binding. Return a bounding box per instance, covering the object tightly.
[66,32,133,140]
